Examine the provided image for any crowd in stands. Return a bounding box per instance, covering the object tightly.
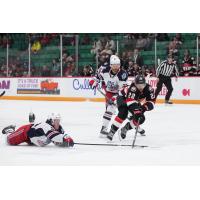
[0,34,13,48]
[0,33,200,77]
[122,33,155,51]
[29,33,59,54]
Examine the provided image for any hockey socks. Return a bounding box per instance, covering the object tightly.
[102,111,113,129]
[107,116,123,141]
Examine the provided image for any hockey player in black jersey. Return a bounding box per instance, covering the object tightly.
[107,74,155,141]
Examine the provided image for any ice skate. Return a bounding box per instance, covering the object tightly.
[99,126,108,138]
[2,125,16,135]
[118,124,129,140]
[137,126,145,136]
[107,130,114,141]
[165,100,173,104]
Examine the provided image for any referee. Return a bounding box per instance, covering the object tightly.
[155,54,179,104]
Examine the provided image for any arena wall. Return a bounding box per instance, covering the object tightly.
[0,77,200,104]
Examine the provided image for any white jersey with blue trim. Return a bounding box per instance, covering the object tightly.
[96,66,128,94]
[27,122,65,147]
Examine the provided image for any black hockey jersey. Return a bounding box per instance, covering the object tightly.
[120,83,155,111]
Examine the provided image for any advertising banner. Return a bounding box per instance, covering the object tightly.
[17,78,60,95]
[0,77,200,103]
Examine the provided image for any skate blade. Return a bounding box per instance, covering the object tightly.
[118,132,124,141]
[99,134,107,138]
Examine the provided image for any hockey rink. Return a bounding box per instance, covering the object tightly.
[0,99,200,165]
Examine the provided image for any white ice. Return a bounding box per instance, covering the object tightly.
[0,100,200,165]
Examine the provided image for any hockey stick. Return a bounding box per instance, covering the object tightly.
[0,90,5,97]
[132,118,141,148]
[96,87,109,101]
[96,87,116,105]
[74,142,148,148]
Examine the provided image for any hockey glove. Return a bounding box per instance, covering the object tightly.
[116,95,126,107]
[132,109,145,125]
[89,79,98,89]
[29,112,35,123]
[140,102,154,112]
[63,134,74,147]
[107,97,117,105]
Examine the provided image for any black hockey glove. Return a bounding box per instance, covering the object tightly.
[129,104,145,125]
[133,111,145,125]
[29,112,35,123]
[116,95,126,107]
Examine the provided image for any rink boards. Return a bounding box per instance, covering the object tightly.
[0,77,200,104]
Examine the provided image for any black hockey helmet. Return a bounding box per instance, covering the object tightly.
[135,75,146,85]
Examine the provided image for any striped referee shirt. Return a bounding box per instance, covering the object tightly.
[156,60,179,77]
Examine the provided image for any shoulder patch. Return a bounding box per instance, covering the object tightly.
[121,72,127,80]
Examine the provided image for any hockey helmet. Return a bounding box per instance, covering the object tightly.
[110,55,121,65]
[46,113,61,126]
[110,55,120,74]
[134,75,146,90]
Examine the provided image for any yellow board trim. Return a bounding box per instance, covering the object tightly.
[1,96,200,104]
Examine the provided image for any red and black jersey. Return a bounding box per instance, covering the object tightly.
[181,56,196,75]
[120,83,155,111]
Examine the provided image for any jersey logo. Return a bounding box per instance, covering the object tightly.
[130,86,136,92]
[107,81,118,91]
[121,73,127,80]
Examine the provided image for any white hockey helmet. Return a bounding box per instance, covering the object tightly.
[110,55,121,65]
[47,113,61,122]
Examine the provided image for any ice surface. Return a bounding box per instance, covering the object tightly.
[0,100,200,165]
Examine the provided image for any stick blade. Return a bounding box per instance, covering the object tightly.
[0,91,5,97]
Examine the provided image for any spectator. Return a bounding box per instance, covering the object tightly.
[120,52,129,70]
[31,40,41,54]
[123,33,136,50]
[145,33,155,50]
[41,65,51,77]
[62,53,74,64]
[30,66,37,77]
[132,49,144,67]
[156,33,169,41]
[30,34,38,44]
[81,34,91,45]
[91,38,103,55]
[64,62,75,77]
[180,49,197,76]
[2,35,12,48]
[167,39,179,61]
[100,46,113,55]
[175,33,183,44]
[105,36,116,53]
[124,59,142,77]
[41,34,50,46]
[144,66,154,77]
[135,35,147,50]
[0,35,2,47]
[98,51,111,68]
[52,59,60,76]
[80,65,94,76]
[0,64,7,77]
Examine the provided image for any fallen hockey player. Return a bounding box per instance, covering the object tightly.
[2,113,74,147]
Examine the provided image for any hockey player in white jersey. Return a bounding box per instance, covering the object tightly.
[2,113,74,147]
[89,55,128,136]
